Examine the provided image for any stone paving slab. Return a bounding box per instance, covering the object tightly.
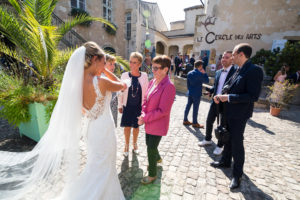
[1,93,300,199]
[115,93,300,200]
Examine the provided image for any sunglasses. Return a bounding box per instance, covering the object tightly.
[152,66,163,71]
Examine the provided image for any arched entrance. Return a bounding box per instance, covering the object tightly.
[183,44,193,56]
[103,46,116,54]
[156,41,165,55]
[168,45,179,57]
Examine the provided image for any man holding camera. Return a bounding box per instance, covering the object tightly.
[211,43,263,189]
[198,51,237,155]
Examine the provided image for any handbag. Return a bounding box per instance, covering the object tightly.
[214,104,230,143]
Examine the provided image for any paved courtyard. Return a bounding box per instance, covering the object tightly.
[1,93,300,200]
[115,93,300,200]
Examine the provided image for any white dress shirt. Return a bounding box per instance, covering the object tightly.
[216,66,232,95]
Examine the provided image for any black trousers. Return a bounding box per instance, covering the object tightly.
[221,117,248,178]
[146,134,162,177]
[205,102,224,147]
[174,65,181,76]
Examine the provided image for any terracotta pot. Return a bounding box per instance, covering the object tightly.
[270,106,281,117]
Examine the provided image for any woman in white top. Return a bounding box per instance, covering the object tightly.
[118,52,149,156]
[270,65,290,103]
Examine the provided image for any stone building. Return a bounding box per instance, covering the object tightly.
[125,0,168,58]
[162,5,204,58]
[54,0,126,57]
[193,0,300,65]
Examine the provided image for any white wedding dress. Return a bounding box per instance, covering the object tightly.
[0,46,125,200]
[56,77,125,200]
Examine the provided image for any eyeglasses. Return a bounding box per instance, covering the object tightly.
[152,66,163,71]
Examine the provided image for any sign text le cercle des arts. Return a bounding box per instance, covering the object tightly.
[198,16,262,44]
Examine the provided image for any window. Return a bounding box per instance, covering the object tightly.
[103,0,112,21]
[125,12,131,40]
[71,0,86,10]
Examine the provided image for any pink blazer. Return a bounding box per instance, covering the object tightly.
[141,76,176,136]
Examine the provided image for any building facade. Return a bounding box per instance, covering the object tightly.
[54,0,126,57]
[125,0,168,58]
[193,0,300,64]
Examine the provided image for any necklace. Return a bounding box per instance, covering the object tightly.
[131,77,140,98]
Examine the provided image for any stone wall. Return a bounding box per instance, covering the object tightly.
[193,0,300,59]
[55,0,126,57]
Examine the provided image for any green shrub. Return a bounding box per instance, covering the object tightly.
[252,42,300,77]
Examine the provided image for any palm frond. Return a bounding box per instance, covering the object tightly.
[0,42,39,77]
[7,0,22,14]
[115,55,130,72]
[55,15,114,45]
[54,48,75,69]
[0,7,41,67]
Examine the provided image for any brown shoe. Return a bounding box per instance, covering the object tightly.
[141,176,157,185]
[192,123,204,128]
[183,121,192,125]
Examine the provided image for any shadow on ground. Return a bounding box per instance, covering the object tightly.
[184,125,274,200]
[247,119,275,135]
[0,120,36,152]
[119,152,162,200]
[184,125,221,162]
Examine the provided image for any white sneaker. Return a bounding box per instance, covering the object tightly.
[213,147,223,155]
[198,140,213,146]
[123,151,129,157]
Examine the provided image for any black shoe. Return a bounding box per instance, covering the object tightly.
[229,177,242,189]
[210,161,230,168]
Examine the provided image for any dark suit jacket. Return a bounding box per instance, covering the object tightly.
[288,72,300,84]
[187,68,209,98]
[174,56,182,67]
[226,60,263,119]
[207,65,237,97]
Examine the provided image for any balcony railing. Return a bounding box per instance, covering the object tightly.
[51,13,87,48]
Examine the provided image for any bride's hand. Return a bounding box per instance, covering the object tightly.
[121,81,127,91]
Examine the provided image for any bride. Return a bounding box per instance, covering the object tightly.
[0,42,126,199]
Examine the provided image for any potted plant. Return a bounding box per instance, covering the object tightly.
[70,8,92,27]
[104,23,117,35]
[0,0,117,141]
[267,80,297,116]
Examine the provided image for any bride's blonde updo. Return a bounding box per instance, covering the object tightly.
[83,41,105,69]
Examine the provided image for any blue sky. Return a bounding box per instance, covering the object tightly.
[143,0,201,29]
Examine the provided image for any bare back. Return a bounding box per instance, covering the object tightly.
[83,76,106,110]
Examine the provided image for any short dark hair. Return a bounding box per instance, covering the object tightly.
[235,43,252,58]
[224,50,232,54]
[194,60,204,68]
[152,55,171,70]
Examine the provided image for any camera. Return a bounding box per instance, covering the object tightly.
[221,84,230,94]
[214,125,230,143]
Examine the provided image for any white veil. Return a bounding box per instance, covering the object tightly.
[0,46,86,199]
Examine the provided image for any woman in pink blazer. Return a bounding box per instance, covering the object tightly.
[138,55,176,184]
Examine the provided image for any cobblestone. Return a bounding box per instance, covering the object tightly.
[1,93,300,199]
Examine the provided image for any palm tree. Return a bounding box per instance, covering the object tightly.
[0,0,130,126]
[0,0,114,88]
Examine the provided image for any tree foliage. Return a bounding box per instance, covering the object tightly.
[0,0,116,126]
[251,41,300,77]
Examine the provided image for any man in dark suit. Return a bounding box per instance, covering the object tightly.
[202,52,209,71]
[211,43,264,189]
[288,69,300,84]
[190,54,195,66]
[174,53,183,76]
[198,51,237,155]
[183,60,209,128]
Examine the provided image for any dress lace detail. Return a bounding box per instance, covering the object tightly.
[83,77,105,120]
